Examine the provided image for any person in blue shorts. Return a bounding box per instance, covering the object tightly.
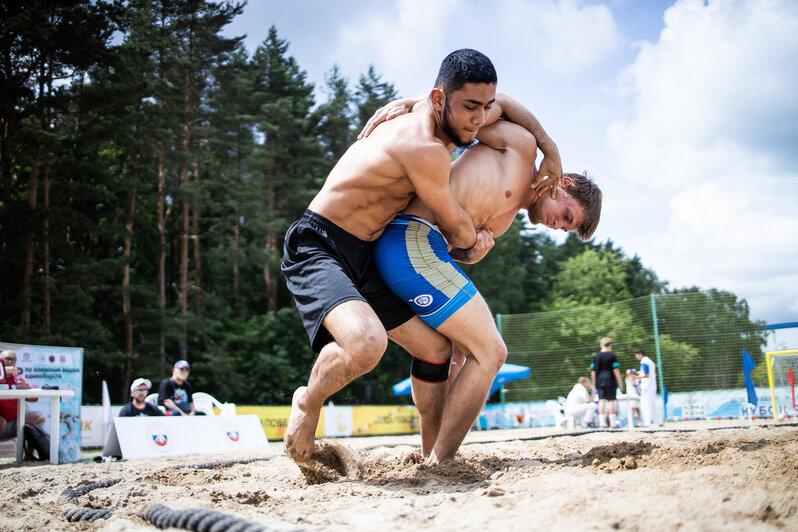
[374,119,602,461]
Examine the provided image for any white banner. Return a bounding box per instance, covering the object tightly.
[103,414,268,459]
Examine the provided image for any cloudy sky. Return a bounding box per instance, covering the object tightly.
[224,0,798,343]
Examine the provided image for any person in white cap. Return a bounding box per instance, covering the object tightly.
[118,378,164,417]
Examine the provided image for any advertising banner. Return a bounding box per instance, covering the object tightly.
[102,414,268,459]
[0,342,83,463]
[351,405,418,436]
[235,405,313,441]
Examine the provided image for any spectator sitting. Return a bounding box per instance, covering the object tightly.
[0,349,46,438]
[565,377,598,428]
[118,378,164,417]
[158,360,204,416]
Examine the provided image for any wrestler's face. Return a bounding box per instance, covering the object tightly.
[440,82,496,147]
[528,182,585,233]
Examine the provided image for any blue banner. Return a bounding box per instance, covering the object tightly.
[742,348,757,407]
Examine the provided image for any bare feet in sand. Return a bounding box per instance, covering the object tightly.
[284,386,319,462]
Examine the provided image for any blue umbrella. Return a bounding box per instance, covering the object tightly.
[392,362,530,397]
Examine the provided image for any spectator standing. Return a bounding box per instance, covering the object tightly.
[119,378,164,417]
[565,377,598,428]
[635,348,663,427]
[158,360,203,416]
[591,337,624,428]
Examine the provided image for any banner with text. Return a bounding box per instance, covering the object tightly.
[0,342,83,462]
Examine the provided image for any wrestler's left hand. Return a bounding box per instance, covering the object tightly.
[534,154,564,199]
[357,98,418,139]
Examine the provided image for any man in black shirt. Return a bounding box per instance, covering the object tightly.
[119,378,164,417]
[158,360,203,415]
[590,337,624,428]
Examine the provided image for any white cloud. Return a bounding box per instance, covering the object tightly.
[607,0,798,320]
[329,0,621,96]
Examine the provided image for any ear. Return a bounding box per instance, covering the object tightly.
[429,88,445,112]
[561,175,572,188]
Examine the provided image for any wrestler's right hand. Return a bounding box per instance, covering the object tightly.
[357,97,419,139]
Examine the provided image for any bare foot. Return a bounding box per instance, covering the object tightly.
[284,387,319,462]
[426,449,456,465]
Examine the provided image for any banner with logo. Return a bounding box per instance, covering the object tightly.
[351,405,419,436]
[0,342,83,463]
[102,415,268,459]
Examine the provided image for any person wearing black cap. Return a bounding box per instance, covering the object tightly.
[158,360,203,415]
[119,378,164,417]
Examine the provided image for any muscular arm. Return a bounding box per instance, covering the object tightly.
[486,93,562,197]
[408,147,477,249]
[475,120,538,160]
[359,93,561,197]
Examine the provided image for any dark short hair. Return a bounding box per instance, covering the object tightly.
[564,172,602,241]
[435,49,497,93]
[635,348,646,355]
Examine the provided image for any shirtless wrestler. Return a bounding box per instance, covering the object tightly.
[374,119,602,462]
[280,48,563,462]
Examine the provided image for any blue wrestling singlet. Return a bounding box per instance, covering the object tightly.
[374,214,477,329]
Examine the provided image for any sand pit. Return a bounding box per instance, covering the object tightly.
[0,420,796,531]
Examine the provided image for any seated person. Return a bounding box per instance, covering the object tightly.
[565,377,598,427]
[158,360,204,416]
[119,378,164,417]
[0,349,46,439]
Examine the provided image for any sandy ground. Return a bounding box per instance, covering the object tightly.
[0,419,796,531]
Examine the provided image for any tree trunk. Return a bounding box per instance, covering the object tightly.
[122,146,139,392]
[42,154,50,334]
[20,144,40,338]
[178,69,191,360]
[192,158,201,316]
[233,151,241,312]
[264,184,277,311]
[157,135,167,379]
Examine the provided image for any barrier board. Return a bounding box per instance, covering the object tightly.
[102,415,268,459]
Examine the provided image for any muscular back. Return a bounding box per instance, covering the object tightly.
[404,121,538,238]
[308,111,451,241]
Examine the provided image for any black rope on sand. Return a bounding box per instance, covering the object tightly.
[172,456,271,470]
[143,504,274,532]
[63,505,115,522]
[59,478,124,502]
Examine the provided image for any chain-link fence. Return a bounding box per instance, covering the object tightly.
[498,290,771,403]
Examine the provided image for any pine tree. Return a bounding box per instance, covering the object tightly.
[249,26,321,311]
[353,65,398,132]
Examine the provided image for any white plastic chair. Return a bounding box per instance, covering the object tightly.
[144,393,166,413]
[192,392,236,416]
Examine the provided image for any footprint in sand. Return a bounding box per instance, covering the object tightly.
[296,440,361,485]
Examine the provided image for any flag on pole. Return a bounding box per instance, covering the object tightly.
[101,380,112,445]
[788,366,795,410]
[742,348,757,407]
